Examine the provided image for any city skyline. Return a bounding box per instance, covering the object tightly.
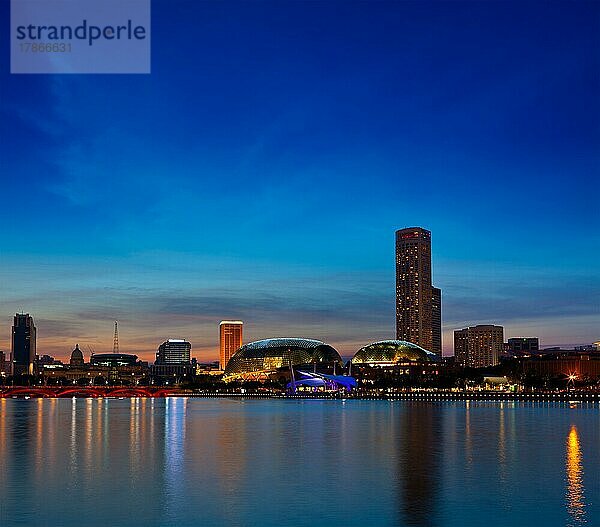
[0,218,597,366]
[1,2,599,527]
[0,1,598,362]
[0,222,597,363]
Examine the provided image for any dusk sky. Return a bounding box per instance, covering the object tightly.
[0,0,598,362]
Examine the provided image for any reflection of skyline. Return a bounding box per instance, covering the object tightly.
[566,425,587,526]
[396,403,440,527]
[163,397,189,522]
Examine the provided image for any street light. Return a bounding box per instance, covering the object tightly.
[567,373,577,390]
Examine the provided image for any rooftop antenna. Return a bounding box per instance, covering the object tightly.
[113,321,119,354]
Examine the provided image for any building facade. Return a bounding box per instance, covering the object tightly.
[395,228,442,355]
[454,325,504,368]
[11,313,37,376]
[522,353,600,380]
[219,321,243,370]
[431,286,442,356]
[0,350,8,377]
[152,339,193,382]
[155,339,192,365]
[223,338,342,382]
[507,337,539,354]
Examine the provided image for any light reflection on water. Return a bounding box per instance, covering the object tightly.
[0,399,598,527]
[566,425,587,526]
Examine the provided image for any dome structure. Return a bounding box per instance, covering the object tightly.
[352,340,439,365]
[223,338,343,381]
[70,344,84,366]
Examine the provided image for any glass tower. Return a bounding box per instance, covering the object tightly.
[11,313,37,376]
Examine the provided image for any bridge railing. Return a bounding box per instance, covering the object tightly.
[0,386,175,398]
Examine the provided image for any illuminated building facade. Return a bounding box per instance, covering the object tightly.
[521,352,600,379]
[395,227,442,355]
[152,339,194,383]
[454,324,504,368]
[0,351,8,376]
[352,340,439,366]
[11,313,36,376]
[41,363,149,385]
[507,337,539,354]
[287,371,357,394]
[30,344,152,386]
[350,340,442,387]
[155,339,191,365]
[219,321,243,370]
[223,338,343,381]
[90,353,139,367]
[432,287,442,356]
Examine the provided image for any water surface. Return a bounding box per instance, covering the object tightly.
[0,398,597,526]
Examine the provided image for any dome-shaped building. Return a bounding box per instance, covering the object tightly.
[223,338,343,381]
[352,340,439,365]
[70,344,85,366]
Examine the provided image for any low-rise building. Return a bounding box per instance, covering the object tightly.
[522,352,600,381]
[39,345,149,385]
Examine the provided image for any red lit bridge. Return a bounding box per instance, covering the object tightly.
[0,386,177,398]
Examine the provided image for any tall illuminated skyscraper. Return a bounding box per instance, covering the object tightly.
[395,228,442,355]
[11,313,36,376]
[219,321,243,370]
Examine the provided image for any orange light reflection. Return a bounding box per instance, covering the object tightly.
[566,425,587,526]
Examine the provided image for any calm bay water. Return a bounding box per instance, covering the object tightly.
[0,398,598,527]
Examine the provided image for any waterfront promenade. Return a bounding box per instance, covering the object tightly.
[1,386,599,402]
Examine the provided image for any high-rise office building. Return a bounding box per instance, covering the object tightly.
[431,286,441,356]
[11,313,37,376]
[395,227,442,355]
[220,321,243,370]
[155,339,192,365]
[454,324,504,368]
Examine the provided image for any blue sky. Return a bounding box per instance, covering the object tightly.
[0,0,598,361]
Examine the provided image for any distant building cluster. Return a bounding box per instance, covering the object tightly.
[0,227,598,392]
